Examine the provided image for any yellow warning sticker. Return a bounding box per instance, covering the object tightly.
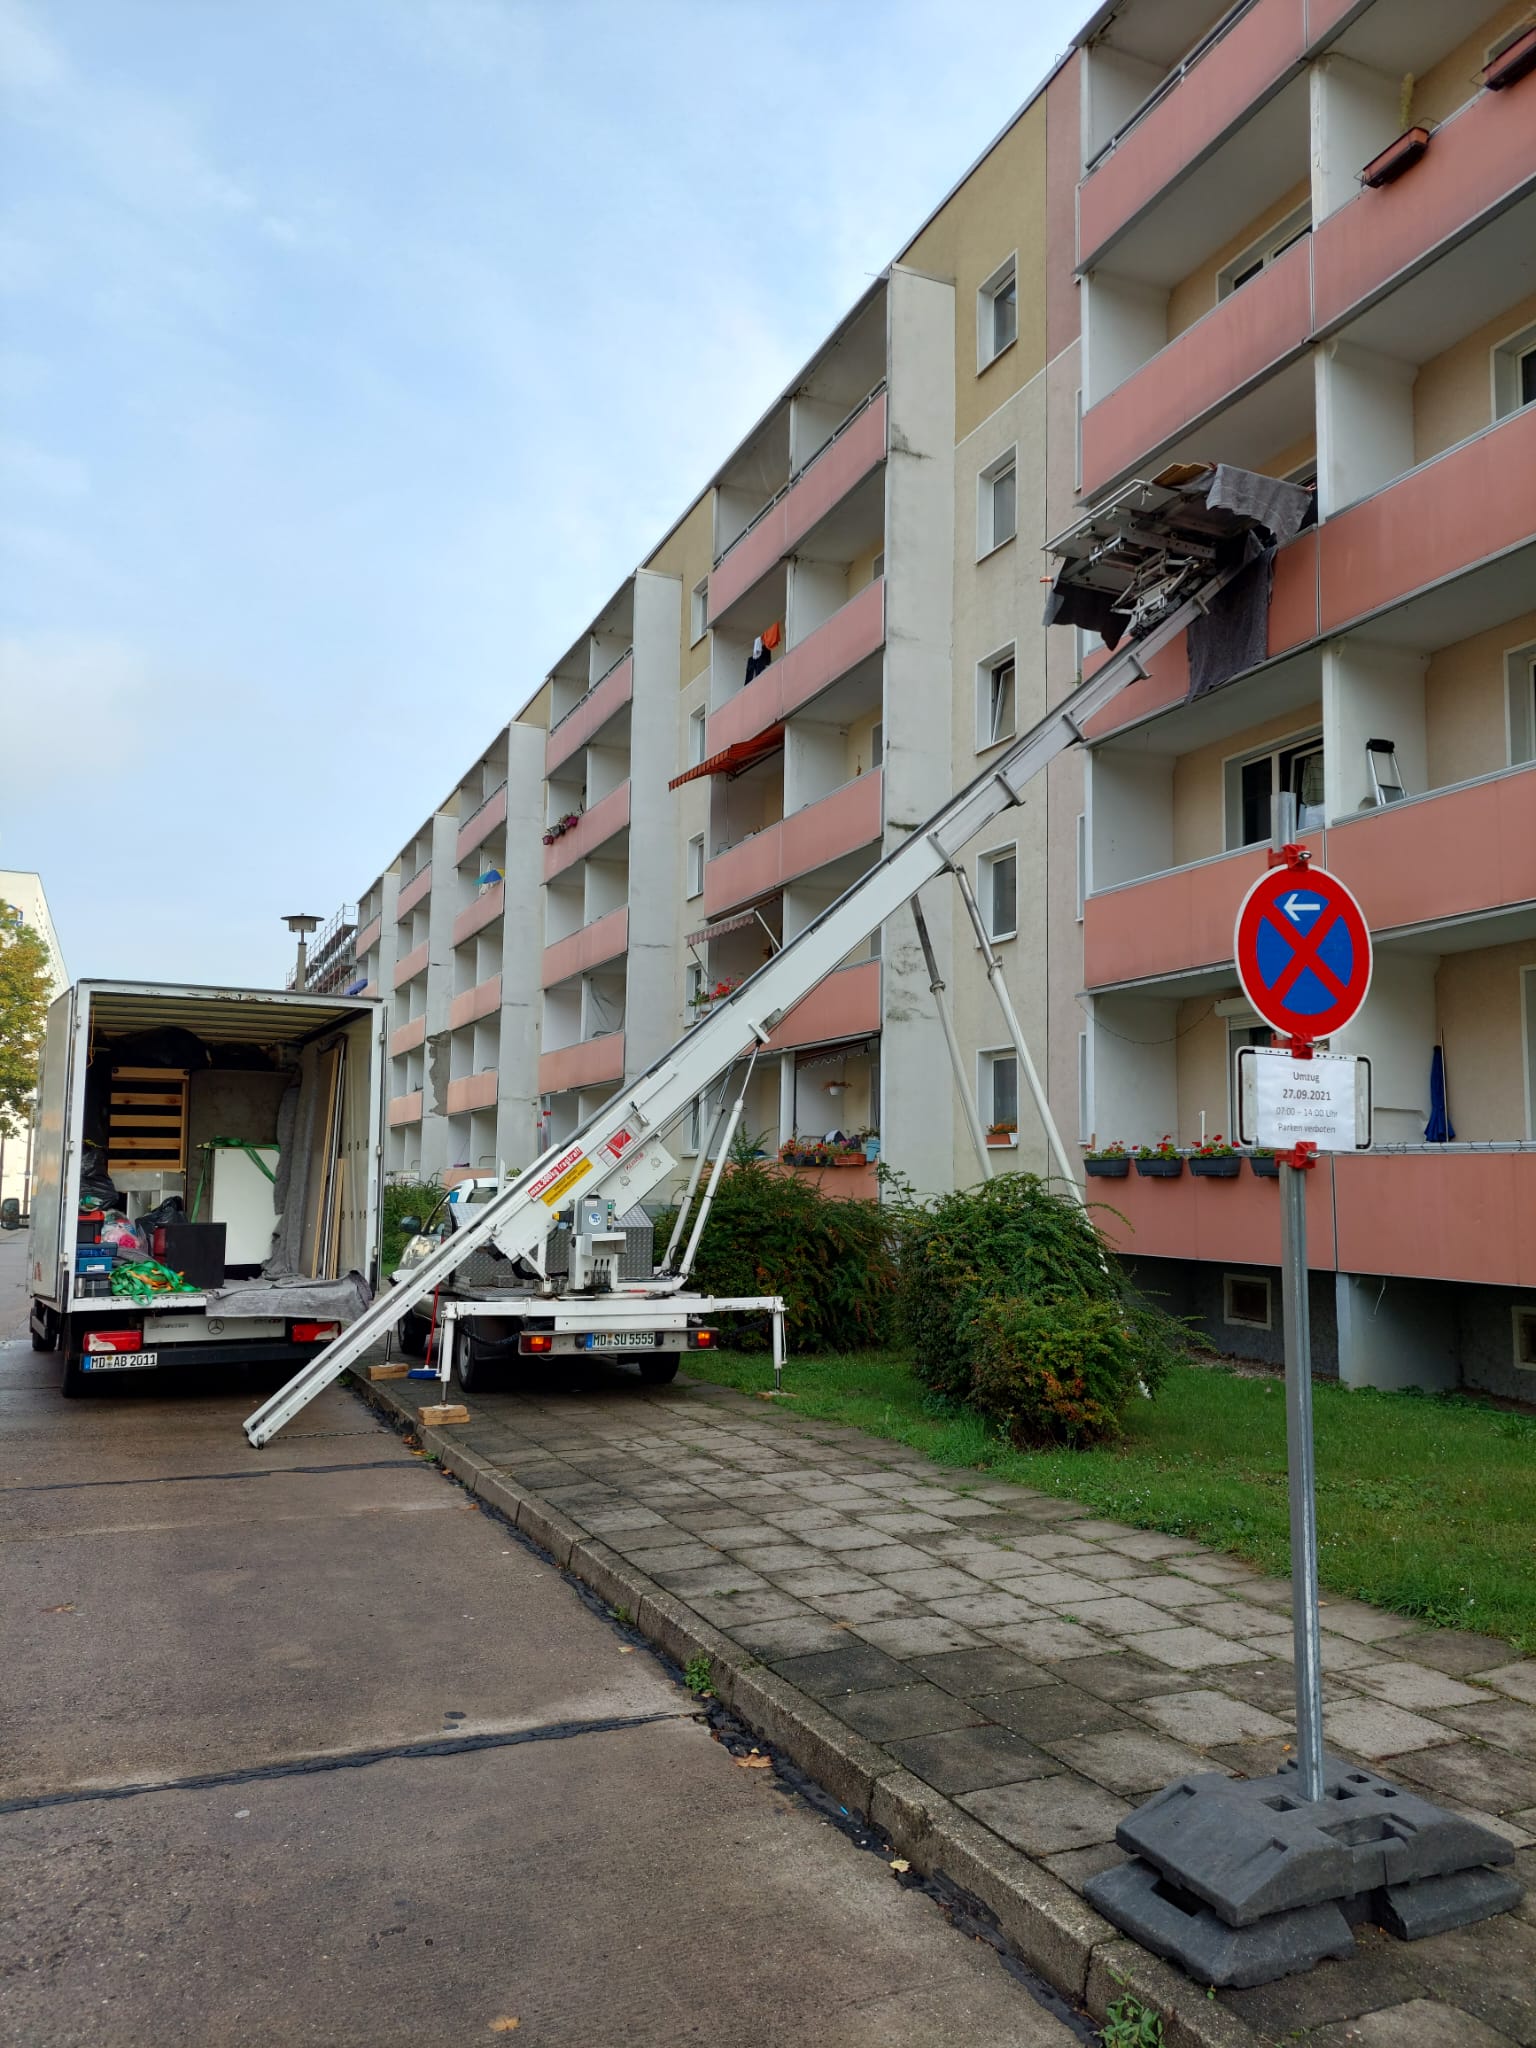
[539,1158,594,1207]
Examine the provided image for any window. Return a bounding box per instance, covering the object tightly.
[1075,812,1087,922]
[690,578,709,645]
[872,552,885,580]
[688,706,707,766]
[1077,1031,1090,1143]
[982,1051,1018,1131]
[1224,1274,1272,1330]
[687,834,704,898]
[683,1094,702,1156]
[1515,1307,1536,1370]
[979,846,1018,941]
[1217,205,1310,300]
[685,962,703,1020]
[978,448,1017,557]
[1226,731,1325,848]
[978,255,1018,369]
[1228,1020,1269,1131]
[1508,645,1536,765]
[870,721,883,769]
[1493,322,1536,421]
[977,647,1016,750]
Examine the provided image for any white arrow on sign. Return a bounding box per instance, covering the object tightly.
[1283,893,1321,924]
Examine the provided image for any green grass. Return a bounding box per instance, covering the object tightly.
[687,1347,1536,1653]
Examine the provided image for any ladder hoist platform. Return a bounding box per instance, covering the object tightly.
[244,467,1287,1447]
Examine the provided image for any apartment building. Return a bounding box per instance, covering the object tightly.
[333,0,1535,1398]
[1066,0,1536,1398]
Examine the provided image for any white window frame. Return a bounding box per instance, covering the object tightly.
[688,706,708,766]
[1223,725,1326,849]
[1075,811,1087,922]
[1492,319,1536,423]
[978,843,1019,943]
[870,720,883,769]
[690,578,710,646]
[976,644,1017,752]
[1223,1273,1273,1331]
[1522,964,1536,1142]
[1077,1030,1091,1143]
[978,1047,1019,1135]
[682,1093,703,1157]
[686,834,704,899]
[1505,641,1536,766]
[1217,203,1310,300]
[977,446,1018,559]
[977,253,1018,372]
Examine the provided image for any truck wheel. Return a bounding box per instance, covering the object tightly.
[397,1311,430,1358]
[31,1308,57,1352]
[636,1354,680,1386]
[456,1330,499,1395]
[61,1354,89,1398]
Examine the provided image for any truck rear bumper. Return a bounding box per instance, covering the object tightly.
[77,1340,333,1374]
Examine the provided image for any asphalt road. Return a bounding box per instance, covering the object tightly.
[0,1235,1082,2048]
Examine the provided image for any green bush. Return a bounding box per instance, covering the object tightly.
[381,1179,441,1276]
[654,1161,895,1351]
[893,1172,1191,1447]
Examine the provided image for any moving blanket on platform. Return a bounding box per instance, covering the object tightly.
[204,1272,372,1321]
[1187,467,1313,701]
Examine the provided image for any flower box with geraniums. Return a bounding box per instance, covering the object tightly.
[986,1120,1018,1150]
[1083,1141,1129,1180]
[1134,1136,1183,1179]
[541,811,583,847]
[1189,1134,1241,1179]
[1249,1148,1280,1179]
[778,1138,832,1169]
[688,977,739,1014]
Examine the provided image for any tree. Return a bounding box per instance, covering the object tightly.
[0,901,53,1140]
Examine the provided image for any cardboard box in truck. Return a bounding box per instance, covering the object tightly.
[27,981,383,1397]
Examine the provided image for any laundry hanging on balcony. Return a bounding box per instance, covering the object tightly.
[667,724,785,790]
[744,635,773,683]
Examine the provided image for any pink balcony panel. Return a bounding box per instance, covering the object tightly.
[392,940,429,990]
[776,1159,880,1202]
[390,1015,426,1058]
[1326,763,1536,935]
[1081,531,1317,742]
[704,771,883,920]
[545,653,634,775]
[709,581,886,754]
[355,914,382,957]
[1081,237,1311,494]
[538,1034,626,1097]
[543,782,631,881]
[455,782,507,863]
[1084,836,1322,988]
[361,980,379,998]
[541,908,629,989]
[1337,1151,1536,1289]
[449,973,502,1031]
[1313,81,1536,333]
[1078,0,1306,264]
[709,394,887,622]
[1094,1156,1335,1269]
[387,1090,423,1129]
[445,1070,499,1116]
[1319,407,1536,636]
[452,880,504,948]
[765,959,881,1055]
[397,863,433,919]
[1304,0,1365,46]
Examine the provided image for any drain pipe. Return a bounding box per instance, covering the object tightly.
[910,895,993,1181]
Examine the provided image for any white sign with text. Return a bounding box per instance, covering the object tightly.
[1237,1048,1373,1152]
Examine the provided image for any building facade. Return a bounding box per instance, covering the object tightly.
[334,0,1536,1398]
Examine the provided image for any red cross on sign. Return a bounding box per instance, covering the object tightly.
[1233,857,1372,1043]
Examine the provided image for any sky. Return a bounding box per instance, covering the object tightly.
[1,0,1092,989]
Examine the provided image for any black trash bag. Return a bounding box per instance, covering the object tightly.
[79,1146,121,1212]
[138,1195,189,1236]
[109,1026,211,1072]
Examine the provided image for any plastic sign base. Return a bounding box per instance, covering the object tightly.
[1085,1756,1520,1988]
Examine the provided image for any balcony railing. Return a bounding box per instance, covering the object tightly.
[541,907,629,989]
[538,1033,626,1097]
[396,861,433,919]
[452,879,504,949]
[546,650,635,774]
[455,781,507,863]
[708,579,886,755]
[543,781,631,880]
[704,770,883,920]
[448,973,502,1032]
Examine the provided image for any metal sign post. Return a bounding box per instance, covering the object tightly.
[1279,1129,1325,1802]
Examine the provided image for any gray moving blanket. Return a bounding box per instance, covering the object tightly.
[1187,469,1313,701]
[204,1272,373,1321]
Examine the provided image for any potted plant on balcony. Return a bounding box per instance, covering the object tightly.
[986,1120,1018,1149]
[856,1126,880,1162]
[1360,76,1431,188]
[1189,1133,1241,1178]
[1134,1135,1184,1179]
[1249,1147,1280,1179]
[689,977,738,1011]
[779,1136,827,1168]
[1083,1140,1130,1179]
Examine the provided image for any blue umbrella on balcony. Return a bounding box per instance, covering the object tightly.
[1424,1044,1454,1143]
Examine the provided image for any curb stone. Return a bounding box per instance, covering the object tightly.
[352,1375,1267,2048]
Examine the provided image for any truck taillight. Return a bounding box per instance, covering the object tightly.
[85,1329,145,1353]
[520,1332,554,1354]
[688,1329,716,1349]
[291,1322,340,1344]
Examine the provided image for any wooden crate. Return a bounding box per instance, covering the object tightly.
[107,1067,190,1175]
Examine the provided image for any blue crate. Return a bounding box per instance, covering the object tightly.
[75,1249,113,1275]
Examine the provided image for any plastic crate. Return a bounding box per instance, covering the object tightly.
[75,1249,113,1275]
[75,1273,111,1299]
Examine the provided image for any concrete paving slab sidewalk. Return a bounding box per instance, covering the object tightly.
[360,1361,1536,2048]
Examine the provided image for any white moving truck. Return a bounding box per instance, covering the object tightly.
[27,980,383,1397]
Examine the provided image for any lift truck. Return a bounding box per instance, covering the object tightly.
[244,466,1281,1447]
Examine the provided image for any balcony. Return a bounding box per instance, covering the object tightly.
[545,652,634,775]
[541,907,629,990]
[355,913,382,957]
[455,783,507,864]
[704,770,883,920]
[777,1158,880,1202]
[765,958,881,1056]
[1084,842,1284,989]
[1334,1149,1536,1289]
[445,1071,498,1117]
[543,782,631,881]
[397,863,433,919]
[709,392,887,622]
[392,939,429,990]
[538,1034,625,1097]
[1080,3,1308,266]
[452,880,504,948]
[1326,762,1536,936]
[708,580,886,754]
[389,1015,426,1058]
[387,1091,423,1129]
[1081,235,1311,494]
[1095,1153,1334,1271]
[449,973,502,1031]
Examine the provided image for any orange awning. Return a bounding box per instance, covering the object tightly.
[668,725,784,790]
